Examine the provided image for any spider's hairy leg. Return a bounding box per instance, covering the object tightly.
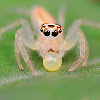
[0,18,39,49]
[63,18,100,72]
[82,42,89,68]
[69,18,100,68]
[0,18,41,76]
[57,5,67,29]
[61,26,87,72]
[0,19,30,37]
[67,29,87,72]
[72,19,100,29]
[15,31,24,70]
[16,28,40,77]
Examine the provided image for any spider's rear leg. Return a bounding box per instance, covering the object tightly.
[10,7,29,15]
[57,5,67,30]
[0,19,33,38]
[72,19,100,29]
[15,29,40,77]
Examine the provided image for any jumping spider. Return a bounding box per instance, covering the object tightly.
[0,6,100,77]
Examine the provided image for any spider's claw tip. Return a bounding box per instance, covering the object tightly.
[82,66,86,68]
[36,74,40,77]
[68,70,72,73]
[20,68,24,71]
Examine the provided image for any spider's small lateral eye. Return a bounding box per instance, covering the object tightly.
[44,30,50,36]
[40,29,43,32]
[52,30,58,37]
[59,30,62,33]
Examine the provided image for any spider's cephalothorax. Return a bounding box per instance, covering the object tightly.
[38,23,63,56]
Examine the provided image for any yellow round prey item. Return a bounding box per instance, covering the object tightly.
[43,52,62,71]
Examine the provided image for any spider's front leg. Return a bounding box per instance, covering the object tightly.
[66,19,100,72]
[15,30,24,70]
[68,29,88,72]
[15,28,40,77]
[62,27,88,72]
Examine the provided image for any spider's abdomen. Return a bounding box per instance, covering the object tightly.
[30,6,56,27]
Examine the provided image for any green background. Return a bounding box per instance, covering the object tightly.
[0,0,100,100]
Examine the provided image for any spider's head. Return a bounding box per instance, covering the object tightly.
[40,23,62,37]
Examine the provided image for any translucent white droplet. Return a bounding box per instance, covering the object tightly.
[43,52,62,71]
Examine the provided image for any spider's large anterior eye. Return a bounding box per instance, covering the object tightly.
[44,30,50,36]
[52,30,58,37]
